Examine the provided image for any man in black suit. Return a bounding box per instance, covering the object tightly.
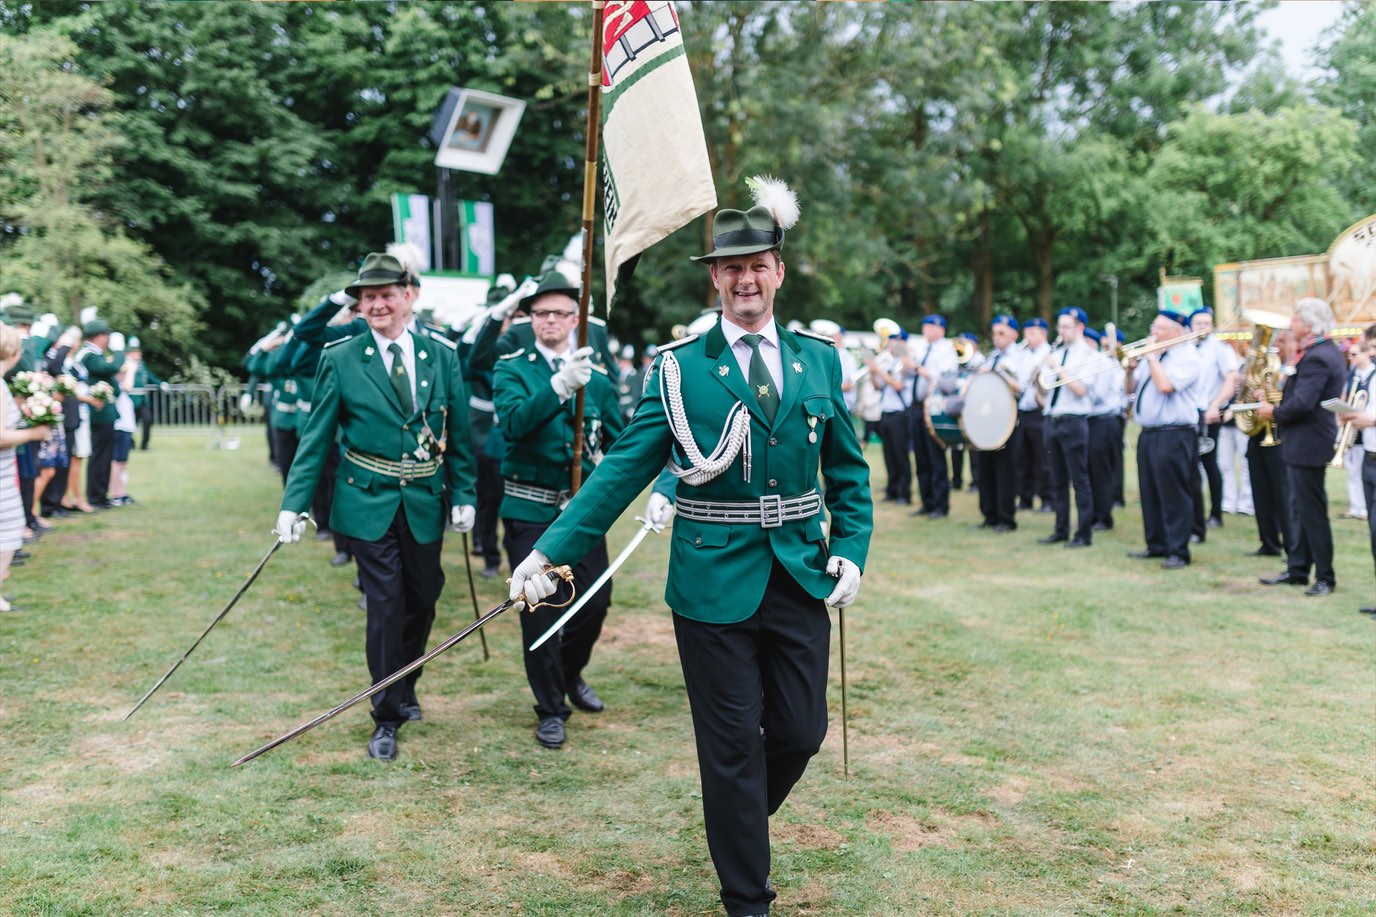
[1253,298,1347,597]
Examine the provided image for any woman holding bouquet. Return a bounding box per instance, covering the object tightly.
[31,372,72,519]
[0,325,53,611]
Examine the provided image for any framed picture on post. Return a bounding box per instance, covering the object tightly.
[432,88,525,175]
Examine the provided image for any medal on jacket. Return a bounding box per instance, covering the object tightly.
[808,416,818,443]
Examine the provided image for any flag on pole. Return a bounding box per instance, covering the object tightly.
[600,0,716,311]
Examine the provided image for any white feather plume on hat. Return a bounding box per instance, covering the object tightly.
[746,176,800,230]
[385,241,426,284]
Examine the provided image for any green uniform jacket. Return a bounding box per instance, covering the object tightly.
[280,331,477,545]
[535,321,873,624]
[494,349,625,524]
[493,316,619,374]
[266,340,299,433]
[130,364,161,409]
[80,345,125,426]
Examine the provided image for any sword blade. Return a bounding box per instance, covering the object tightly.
[233,598,516,767]
[462,531,490,661]
[527,518,656,652]
[123,538,283,721]
[839,605,849,778]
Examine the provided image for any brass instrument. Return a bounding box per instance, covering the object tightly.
[1038,329,1209,391]
[1234,316,1286,444]
[953,337,976,365]
[1329,385,1369,467]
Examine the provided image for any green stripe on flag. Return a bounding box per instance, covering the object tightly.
[601,44,687,119]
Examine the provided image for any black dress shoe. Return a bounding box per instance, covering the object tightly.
[367,725,398,761]
[976,521,996,530]
[1038,534,1068,544]
[1206,516,1223,529]
[536,716,565,748]
[909,506,930,516]
[330,552,352,567]
[993,523,1016,533]
[481,564,500,578]
[14,549,30,560]
[1248,547,1283,557]
[1304,581,1334,597]
[1127,550,1164,559]
[1359,606,1376,615]
[1259,572,1308,586]
[1065,538,1090,549]
[1161,556,1188,570]
[568,679,604,713]
[1091,522,1112,532]
[925,510,948,520]
[400,701,422,722]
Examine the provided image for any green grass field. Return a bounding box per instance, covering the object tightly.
[2,429,1372,916]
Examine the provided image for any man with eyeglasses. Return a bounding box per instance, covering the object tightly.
[492,271,625,750]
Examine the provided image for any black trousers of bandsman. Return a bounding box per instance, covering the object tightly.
[876,410,911,502]
[910,400,949,513]
[975,434,1019,528]
[1017,408,1053,509]
[1286,464,1336,586]
[1045,415,1093,542]
[1088,415,1120,529]
[1137,425,1195,560]
[1246,438,1290,556]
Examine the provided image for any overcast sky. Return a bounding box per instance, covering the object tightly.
[1253,0,1346,78]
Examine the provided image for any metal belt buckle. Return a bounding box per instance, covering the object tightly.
[399,456,415,482]
[759,494,783,528]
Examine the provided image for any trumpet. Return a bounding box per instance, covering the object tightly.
[1038,329,1210,390]
[953,337,977,365]
[1329,386,1369,467]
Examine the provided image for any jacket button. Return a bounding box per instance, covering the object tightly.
[403,424,409,431]
[694,536,702,546]
[347,477,354,485]
[768,479,777,487]
[768,437,777,446]
[400,480,407,487]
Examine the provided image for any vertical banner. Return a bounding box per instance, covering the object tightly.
[459,200,495,275]
[601,0,717,311]
[1157,277,1204,314]
[391,194,434,273]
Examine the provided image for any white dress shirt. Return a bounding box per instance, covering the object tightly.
[371,328,417,407]
[720,316,784,395]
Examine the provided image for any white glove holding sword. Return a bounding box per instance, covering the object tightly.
[509,549,557,611]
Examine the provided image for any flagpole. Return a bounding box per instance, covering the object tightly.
[570,0,605,496]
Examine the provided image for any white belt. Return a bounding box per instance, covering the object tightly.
[469,396,494,413]
[675,490,821,528]
[503,479,570,506]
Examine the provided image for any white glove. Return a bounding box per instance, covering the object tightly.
[450,504,475,532]
[327,289,357,308]
[109,332,126,352]
[491,277,537,322]
[825,556,862,608]
[239,392,253,412]
[509,549,556,611]
[645,491,674,527]
[550,346,594,401]
[275,511,307,544]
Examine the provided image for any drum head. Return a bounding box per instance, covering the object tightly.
[925,395,964,448]
[961,372,1018,451]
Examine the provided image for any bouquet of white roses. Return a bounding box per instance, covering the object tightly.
[9,370,55,399]
[19,390,63,426]
[89,380,115,404]
[54,374,79,397]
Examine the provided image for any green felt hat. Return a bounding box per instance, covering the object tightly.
[692,205,785,262]
[82,318,113,336]
[519,271,580,313]
[345,253,416,299]
[2,303,36,325]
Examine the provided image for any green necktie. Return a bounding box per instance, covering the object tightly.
[741,333,778,423]
[387,342,413,414]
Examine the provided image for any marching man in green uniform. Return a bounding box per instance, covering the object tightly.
[510,180,872,917]
[494,272,626,749]
[274,252,477,762]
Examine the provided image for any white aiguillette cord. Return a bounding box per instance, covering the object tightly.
[660,351,752,485]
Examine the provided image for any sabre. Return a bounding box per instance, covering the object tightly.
[461,532,490,661]
[232,565,575,766]
[123,513,314,721]
[839,605,850,778]
[528,516,663,652]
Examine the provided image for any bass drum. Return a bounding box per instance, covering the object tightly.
[960,371,1018,451]
[924,393,964,448]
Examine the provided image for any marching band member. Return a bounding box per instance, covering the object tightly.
[1254,298,1346,597]
[1246,329,1296,558]
[1336,334,1376,614]
[1038,307,1097,548]
[1192,308,1240,532]
[1341,341,1373,520]
[864,322,913,504]
[510,181,872,917]
[1124,310,1203,568]
[1016,317,1054,512]
[950,331,983,491]
[975,314,1025,531]
[810,319,860,414]
[1086,327,1124,533]
[1216,336,1254,518]
[907,314,958,519]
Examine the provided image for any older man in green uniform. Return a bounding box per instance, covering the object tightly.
[494,271,625,749]
[511,186,872,917]
[275,252,478,762]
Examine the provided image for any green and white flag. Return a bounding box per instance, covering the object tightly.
[459,200,495,275]
[391,194,433,273]
[601,0,716,310]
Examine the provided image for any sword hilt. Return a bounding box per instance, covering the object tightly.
[509,564,576,613]
[270,511,317,539]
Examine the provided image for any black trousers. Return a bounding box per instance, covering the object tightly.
[474,444,503,567]
[1046,415,1093,542]
[504,517,611,721]
[975,434,1019,528]
[1247,439,1290,555]
[138,403,153,450]
[351,506,446,728]
[1198,419,1223,521]
[1138,426,1195,560]
[1017,409,1053,508]
[1112,414,1126,506]
[87,423,115,504]
[910,401,949,513]
[272,427,299,487]
[1363,453,1376,578]
[1088,415,1119,528]
[673,561,829,917]
[1286,464,1336,585]
[876,410,911,501]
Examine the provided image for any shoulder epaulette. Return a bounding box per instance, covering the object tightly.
[499,348,526,360]
[511,317,531,326]
[588,315,607,327]
[323,335,355,349]
[591,362,609,375]
[657,335,698,352]
[424,330,458,351]
[793,328,836,346]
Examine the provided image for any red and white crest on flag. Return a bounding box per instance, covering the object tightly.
[602,1,682,89]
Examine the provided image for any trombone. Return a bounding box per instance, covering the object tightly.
[1038,329,1210,391]
[1329,386,1370,467]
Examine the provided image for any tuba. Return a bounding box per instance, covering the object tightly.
[1234,317,1284,442]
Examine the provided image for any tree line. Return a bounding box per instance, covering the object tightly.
[0,1,1370,377]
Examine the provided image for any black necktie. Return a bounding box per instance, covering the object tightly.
[741,334,778,423]
[387,342,413,414]
[1049,347,1068,409]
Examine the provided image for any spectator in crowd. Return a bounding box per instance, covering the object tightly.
[110,358,138,505]
[127,338,162,451]
[0,324,54,612]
